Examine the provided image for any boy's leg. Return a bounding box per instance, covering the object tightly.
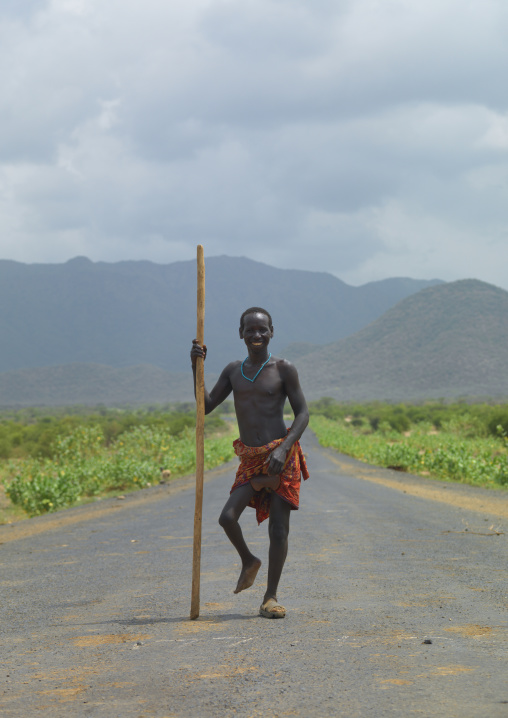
[219,483,262,593]
[263,493,291,606]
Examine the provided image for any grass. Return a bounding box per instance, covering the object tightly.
[310,412,508,490]
[1,415,237,521]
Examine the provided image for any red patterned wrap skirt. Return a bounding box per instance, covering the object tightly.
[231,436,309,524]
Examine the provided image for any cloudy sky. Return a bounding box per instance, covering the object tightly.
[1,0,507,288]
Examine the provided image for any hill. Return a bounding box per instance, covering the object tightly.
[296,279,508,401]
[2,279,507,406]
[0,256,441,375]
[0,364,217,408]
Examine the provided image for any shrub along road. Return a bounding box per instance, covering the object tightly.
[1,431,507,717]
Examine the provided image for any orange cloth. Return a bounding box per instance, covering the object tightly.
[231,436,309,524]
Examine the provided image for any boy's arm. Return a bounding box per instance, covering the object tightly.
[191,340,233,414]
[266,361,309,475]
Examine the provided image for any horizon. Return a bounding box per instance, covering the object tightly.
[0,252,490,291]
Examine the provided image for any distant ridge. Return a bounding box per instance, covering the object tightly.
[0,255,442,375]
[0,363,217,407]
[1,279,506,406]
[297,279,508,401]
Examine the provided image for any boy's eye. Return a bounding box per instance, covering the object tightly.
[245,326,269,334]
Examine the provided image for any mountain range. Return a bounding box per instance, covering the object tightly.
[0,363,198,408]
[0,255,441,374]
[2,257,506,406]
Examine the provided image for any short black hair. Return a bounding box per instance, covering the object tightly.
[240,307,273,330]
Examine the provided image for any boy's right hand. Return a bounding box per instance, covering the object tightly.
[190,339,207,367]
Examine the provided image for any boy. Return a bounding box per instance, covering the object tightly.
[191,307,309,618]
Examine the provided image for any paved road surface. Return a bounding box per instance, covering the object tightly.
[1,431,507,717]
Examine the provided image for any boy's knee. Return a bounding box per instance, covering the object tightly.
[269,520,289,544]
[219,510,234,529]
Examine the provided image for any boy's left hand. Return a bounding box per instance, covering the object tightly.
[265,445,289,476]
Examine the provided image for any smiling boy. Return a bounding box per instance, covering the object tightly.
[191,307,309,618]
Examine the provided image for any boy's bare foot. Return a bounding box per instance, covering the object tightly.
[234,557,262,593]
[250,475,280,492]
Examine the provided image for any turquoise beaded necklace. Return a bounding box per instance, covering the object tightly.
[241,352,271,382]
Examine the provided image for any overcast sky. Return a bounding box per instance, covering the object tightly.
[1,0,507,288]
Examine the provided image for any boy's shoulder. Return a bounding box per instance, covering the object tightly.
[272,355,297,371]
[272,355,290,364]
[221,359,242,375]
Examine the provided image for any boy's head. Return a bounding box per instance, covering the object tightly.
[239,307,272,331]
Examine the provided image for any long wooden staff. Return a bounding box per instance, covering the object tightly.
[190,245,205,620]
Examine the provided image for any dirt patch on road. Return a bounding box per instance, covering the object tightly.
[445,624,493,639]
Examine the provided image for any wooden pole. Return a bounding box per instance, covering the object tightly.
[190,245,205,620]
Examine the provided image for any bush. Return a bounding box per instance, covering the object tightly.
[310,414,508,489]
[0,409,200,460]
[487,412,508,438]
[3,420,236,517]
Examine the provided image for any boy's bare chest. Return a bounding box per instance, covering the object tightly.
[230,364,285,402]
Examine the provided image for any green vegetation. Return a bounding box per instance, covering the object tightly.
[1,407,236,519]
[0,407,189,460]
[0,403,234,460]
[5,397,508,521]
[309,399,508,489]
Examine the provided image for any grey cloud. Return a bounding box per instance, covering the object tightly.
[0,0,44,21]
[152,1,508,129]
[200,0,341,60]
[1,0,508,289]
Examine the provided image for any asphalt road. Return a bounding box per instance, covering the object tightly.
[1,431,507,718]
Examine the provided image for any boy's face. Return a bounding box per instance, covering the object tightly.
[239,312,273,352]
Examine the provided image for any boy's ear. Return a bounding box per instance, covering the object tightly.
[239,326,244,339]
